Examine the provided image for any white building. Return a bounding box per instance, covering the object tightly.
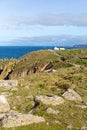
[59,48,65,50]
[54,47,60,50]
[54,47,65,50]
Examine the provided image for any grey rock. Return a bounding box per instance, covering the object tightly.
[25,85,30,89]
[45,69,56,73]
[2,111,45,128]
[75,105,87,109]
[36,95,64,106]
[0,95,10,113]
[62,89,82,102]
[46,108,59,114]
[54,120,61,124]
[0,114,4,121]
[25,95,33,99]
[0,80,18,90]
[0,92,12,97]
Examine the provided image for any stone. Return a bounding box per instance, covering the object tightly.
[2,111,45,128]
[67,124,73,130]
[0,92,12,97]
[45,69,56,73]
[0,95,10,113]
[75,105,87,109]
[0,80,18,90]
[46,108,59,114]
[36,95,64,106]
[25,95,33,99]
[0,114,4,121]
[40,62,52,72]
[11,87,18,91]
[25,85,30,89]
[81,126,87,130]
[62,89,82,102]
[54,120,61,124]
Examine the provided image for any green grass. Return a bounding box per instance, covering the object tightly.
[0,123,65,130]
[0,49,87,129]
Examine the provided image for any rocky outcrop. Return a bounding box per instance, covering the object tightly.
[0,95,10,113]
[46,108,59,115]
[36,95,64,106]
[40,62,53,72]
[0,80,18,90]
[75,105,87,109]
[10,62,53,79]
[62,89,82,102]
[1,111,45,128]
[0,92,12,97]
[9,67,37,79]
[0,60,17,80]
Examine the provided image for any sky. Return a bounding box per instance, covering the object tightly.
[0,0,87,45]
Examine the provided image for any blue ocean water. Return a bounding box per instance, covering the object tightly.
[1,46,84,59]
[0,46,56,59]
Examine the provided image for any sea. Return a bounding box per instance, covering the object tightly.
[0,46,57,59]
[0,46,83,59]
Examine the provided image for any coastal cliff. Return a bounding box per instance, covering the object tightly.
[0,49,87,129]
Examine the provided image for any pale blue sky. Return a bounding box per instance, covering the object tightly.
[0,0,87,45]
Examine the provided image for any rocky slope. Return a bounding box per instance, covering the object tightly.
[0,50,72,79]
[0,49,87,129]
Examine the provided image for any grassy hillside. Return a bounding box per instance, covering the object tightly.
[56,49,87,65]
[0,49,87,130]
[9,50,72,79]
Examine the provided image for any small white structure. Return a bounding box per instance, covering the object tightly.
[59,48,65,50]
[54,47,60,50]
[54,47,65,50]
